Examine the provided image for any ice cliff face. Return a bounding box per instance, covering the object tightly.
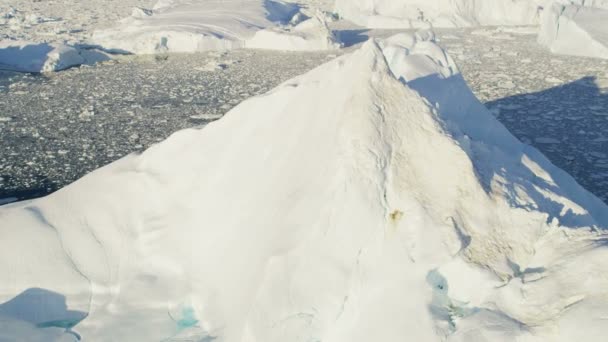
[1,33,608,341]
[539,2,608,59]
[334,0,546,28]
[332,0,608,61]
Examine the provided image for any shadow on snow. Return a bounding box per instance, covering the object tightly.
[0,288,87,340]
[485,76,608,204]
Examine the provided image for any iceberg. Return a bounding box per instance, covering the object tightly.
[1,33,608,341]
[92,0,340,54]
[538,3,608,59]
[334,0,544,29]
[0,41,103,73]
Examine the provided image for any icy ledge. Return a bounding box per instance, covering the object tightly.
[1,33,608,341]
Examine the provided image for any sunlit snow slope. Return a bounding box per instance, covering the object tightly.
[1,33,608,341]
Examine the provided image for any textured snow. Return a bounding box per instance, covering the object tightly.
[538,3,608,59]
[1,33,608,341]
[92,0,340,54]
[334,0,545,28]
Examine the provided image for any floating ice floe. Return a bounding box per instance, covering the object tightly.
[0,41,76,72]
[2,32,608,341]
[0,40,110,73]
[92,0,340,54]
[333,0,545,28]
[538,2,608,59]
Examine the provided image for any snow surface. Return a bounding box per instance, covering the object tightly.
[92,0,340,54]
[538,3,608,59]
[1,33,608,341]
[334,0,545,28]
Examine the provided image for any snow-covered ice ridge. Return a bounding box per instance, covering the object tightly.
[92,0,341,54]
[2,33,608,341]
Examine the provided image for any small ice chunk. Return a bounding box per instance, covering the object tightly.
[190,113,223,120]
[535,137,560,144]
[132,7,153,18]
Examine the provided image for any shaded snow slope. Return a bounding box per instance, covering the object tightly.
[539,3,608,59]
[2,34,608,341]
[0,41,83,72]
[0,41,109,73]
[334,0,544,28]
[92,0,340,53]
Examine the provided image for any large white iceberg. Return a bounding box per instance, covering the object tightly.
[1,33,608,341]
[538,2,608,59]
[92,0,340,54]
[334,0,545,28]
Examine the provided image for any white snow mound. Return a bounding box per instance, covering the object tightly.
[334,0,545,28]
[538,3,608,59]
[92,0,339,54]
[1,34,608,341]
